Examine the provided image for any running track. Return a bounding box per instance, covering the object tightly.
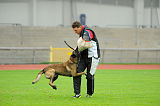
[0,64,160,70]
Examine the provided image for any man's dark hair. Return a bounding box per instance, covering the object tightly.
[72,21,82,28]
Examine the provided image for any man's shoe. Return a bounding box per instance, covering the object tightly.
[86,94,92,98]
[72,94,81,98]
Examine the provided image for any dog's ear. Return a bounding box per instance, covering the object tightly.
[75,47,79,53]
[73,47,80,55]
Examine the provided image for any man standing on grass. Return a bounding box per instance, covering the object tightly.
[72,21,100,98]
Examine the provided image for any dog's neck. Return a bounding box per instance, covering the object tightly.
[69,59,77,64]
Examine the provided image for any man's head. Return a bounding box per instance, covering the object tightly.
[72,21,82,35]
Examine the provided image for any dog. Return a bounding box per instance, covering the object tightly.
[32,49,85,90]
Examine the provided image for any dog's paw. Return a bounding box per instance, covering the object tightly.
[52,85,57,90]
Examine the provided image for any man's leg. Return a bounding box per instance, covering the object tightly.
[73,58,86,97]
[86,57,99,96]
[73,75,81,95]
[86,73,94,96]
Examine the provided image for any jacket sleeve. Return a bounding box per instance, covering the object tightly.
[77,30,93,52]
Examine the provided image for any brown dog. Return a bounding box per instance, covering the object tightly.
[32,50,85,89]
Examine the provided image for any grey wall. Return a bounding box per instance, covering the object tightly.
[0,26,160,48]
[0,26,160,64]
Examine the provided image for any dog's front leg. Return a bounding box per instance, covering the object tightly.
[71,69,86,77]
[73,72,86,76]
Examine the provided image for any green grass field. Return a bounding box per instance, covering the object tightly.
[0,69,160,106]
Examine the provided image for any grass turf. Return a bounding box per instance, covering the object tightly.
[0,69,160,106]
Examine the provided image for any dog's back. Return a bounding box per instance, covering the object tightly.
[44,61,74,76]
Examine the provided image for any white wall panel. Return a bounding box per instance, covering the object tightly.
[77,2,134,27]
[0,0,158,27]
[37,0,62,26]
[0,2,30,25]
[144,8,151,27]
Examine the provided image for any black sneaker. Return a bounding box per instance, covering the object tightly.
[86,94,92,98]
[72,94,81,98]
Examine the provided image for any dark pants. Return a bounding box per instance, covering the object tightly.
[73,57,94,95]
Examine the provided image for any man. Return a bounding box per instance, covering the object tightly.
[72,21,100,98]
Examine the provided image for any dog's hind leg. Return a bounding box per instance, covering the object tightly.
[47,69,57,90]
[49,76,57,90]
[50,74,58,90]
[52,74,59,82]
[32,70,44,84]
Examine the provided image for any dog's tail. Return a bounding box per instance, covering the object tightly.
[32,69,45,84]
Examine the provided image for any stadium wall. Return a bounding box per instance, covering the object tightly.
[0,26,160,64]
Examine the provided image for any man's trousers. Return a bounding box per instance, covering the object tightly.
[73,57,99,95]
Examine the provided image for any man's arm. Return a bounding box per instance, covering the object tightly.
[77,30,93,52]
